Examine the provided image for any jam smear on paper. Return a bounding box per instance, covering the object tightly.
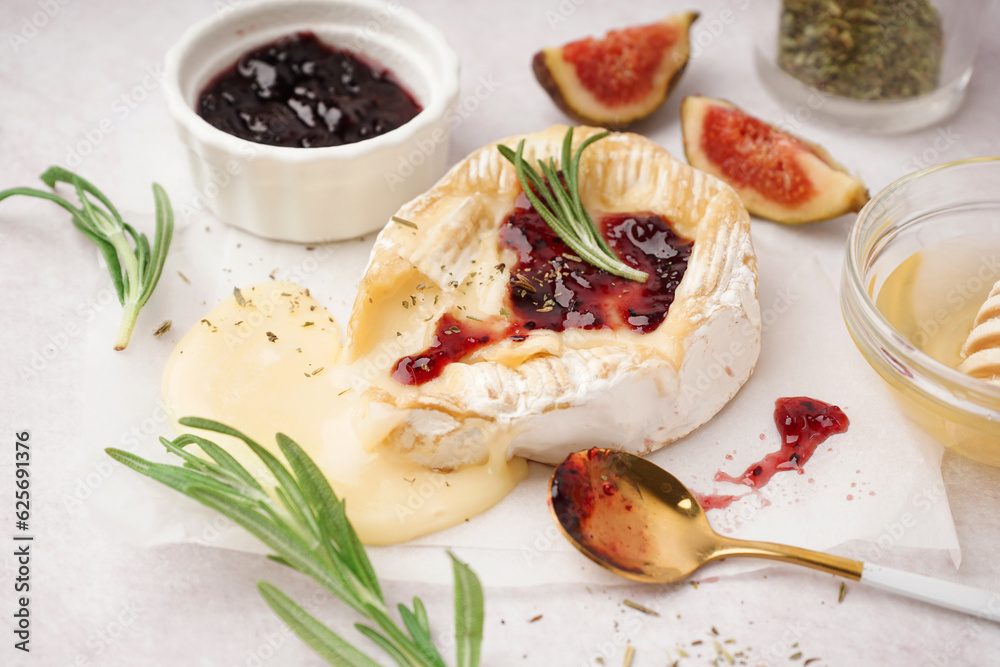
[697,397,850,510]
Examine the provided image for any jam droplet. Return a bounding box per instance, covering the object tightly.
[391,198,693,385]
[197,32,421,148]
[390,314,498,385]
[693,492,746,511]
[715,396,849,489]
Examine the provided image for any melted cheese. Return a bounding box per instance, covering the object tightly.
[162,281,527,545]
[161,127,760,545]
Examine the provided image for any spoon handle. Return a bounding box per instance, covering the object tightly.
[861,563,1000,623]
[713,538,864,580]
[718,538,1000,623]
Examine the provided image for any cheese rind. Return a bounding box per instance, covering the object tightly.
[345,125,761,467]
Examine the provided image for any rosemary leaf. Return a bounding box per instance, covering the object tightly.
[105,448,239,499]
[183,484,369,616]
[451,553,484,667]
[412,597,431,636]
[355,625,416,667]
[172,433,266,492]
[144,184,173,305]
[0,167,173,350]
[364,603,445,667]
[177,419,322,542]
[107,423,485,667]
[497,128,648,283]
[398,602,446,667]
[258,582,382,667]
[277,433,383,603]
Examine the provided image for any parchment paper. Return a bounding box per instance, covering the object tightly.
[83,202,960,587]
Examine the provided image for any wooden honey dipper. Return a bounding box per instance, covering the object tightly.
[959,279,1000,383]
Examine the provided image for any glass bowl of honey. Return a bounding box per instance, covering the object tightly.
[842,157,1000,466]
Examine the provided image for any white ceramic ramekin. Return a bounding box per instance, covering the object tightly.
[162,0,459,242]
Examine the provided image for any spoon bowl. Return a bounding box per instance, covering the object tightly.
[549,448,1000,622]
[548,447,724,583]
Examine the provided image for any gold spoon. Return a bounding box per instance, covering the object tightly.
[549,448,1000,622]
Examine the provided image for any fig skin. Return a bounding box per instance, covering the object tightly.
[681,95,869,224]
[533,12,699,130]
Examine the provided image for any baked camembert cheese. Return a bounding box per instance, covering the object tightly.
[164,125,761,543]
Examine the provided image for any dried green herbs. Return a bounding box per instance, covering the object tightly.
[777,0,943,101]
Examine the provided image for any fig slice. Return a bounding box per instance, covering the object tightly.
[532,12,698,130]
[681,95,869,224]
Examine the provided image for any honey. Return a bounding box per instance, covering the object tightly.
[872,235,1000,465]
[876,236,1000,370]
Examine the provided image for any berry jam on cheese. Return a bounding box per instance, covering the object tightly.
[391,194,693,386]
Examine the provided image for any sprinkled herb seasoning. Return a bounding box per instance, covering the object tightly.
[622,599,659,616]
[777,0,943,101]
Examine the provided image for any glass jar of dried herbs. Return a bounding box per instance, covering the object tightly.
[777,0,943,101]
[751,0,991,133]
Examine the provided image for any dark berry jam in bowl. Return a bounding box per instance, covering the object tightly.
[162,0,460,242]
[197,31,423,149]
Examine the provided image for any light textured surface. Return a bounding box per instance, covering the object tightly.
[2,1,1000,666]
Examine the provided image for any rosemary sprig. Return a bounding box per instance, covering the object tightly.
[497,127,648,282]
[106,417,484,667]
[0,166,173,350]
